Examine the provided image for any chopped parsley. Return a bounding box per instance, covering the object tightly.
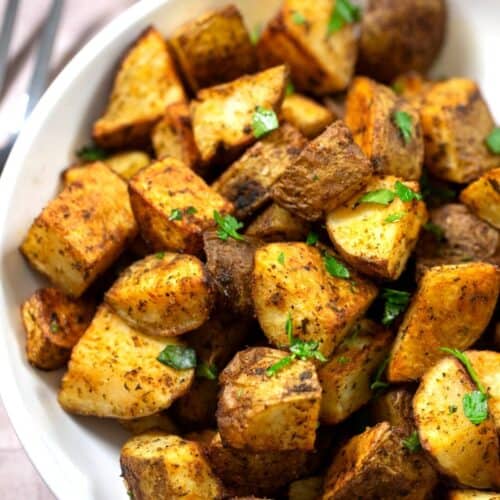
[76,144,109,162]
[155,252,165,260]
[393,110,413,144]
[370,356,390,391]
[168,208,183,221]
[213,210,244,241]
[196,362,218,380]
[423,221,445,241]
[49,317,59,333]
[357,189,396,206]
[286,81,295,96]
[292,11,306,25]
[252,106,279,138]
[185,206,197,215]
[394,180,422,202]
[306,231,319,246]
[381,288,411,325]
[385,212,405,223]
[277,252,285,265]
[250,24,261,45]
[392,81,405,95]
[323,253,350,279]
[337,356,350,364]
[328,0,361,35]
[157,345,196,370]
[440,348,487,394]
[402,431,421,452]
[486,127,500,154]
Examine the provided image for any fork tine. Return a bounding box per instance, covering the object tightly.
[0,0,20,96]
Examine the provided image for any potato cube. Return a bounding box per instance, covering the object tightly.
[282,94,334,138]
[129,157,233,254]
[191,65,288,165]
[252,243,378,358]
[105,253,214,337]
[391,71,432,109]
[344,77,424,180]
[448,490,500,500]
[170,5,258,92]
[58,305,194,418]
[93,28,186,149]
[217,347,321,451]
[120,433,223,500]
[369,387,415,435]
[257,0,358,95]
[420,78,498,183]
[388,263,500,382]
[326,175,427,280]
[119,413,179,435]
[271,121,373,221]
[21,163,138,297]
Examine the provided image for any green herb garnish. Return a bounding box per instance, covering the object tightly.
[76,144,109,162]
[323,253,350,279]
[168,208,183,221]
[252,106,279,138]
[357,189,396,206]
[306,231,319,246]
[250,24,261,45]
[286,81,295,96]
[213,210,244,241]
[423,221,445,241]
[157,345,196,370]
[385,212,405,223]
[370,356,390,391]
[185,206,197,215]
[486,127,500,154]
[381,288,411,325]
[337,356,350,364]
[277,252,285,265]
[402,431,421,452]
[392,81,405,95]
[440,348,487,394]
[155,252,165,260]
[292,11,306,25]
[196,362,218,380]
[50,318,59,333]
[394,180,422,202]
[393,111,413,144]
[328,0,361,34]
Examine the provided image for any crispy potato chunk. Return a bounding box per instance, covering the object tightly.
[21,287,95,370]
[345,77,424,180]
[253,243,378,357]
[413,356,500,489]
[191,65,287,165]
[288,477,324,500]
[119,413,179,435]
[129,158,233,254]
[322,422,437,500]
[105,253,214,337]
[391,71,432,109]
[370,387,415,435]
[170,5,257,92]
[217,347,321,451]
[21,163,137,297]
[212,124,306,220]
[318,320,393,424]
[271,121,373,221]
[282,94,334,138]
[420,79,498,183]
[448,491,500,500]
[58,305,194,418]
[257,0,358,95]
[326,176,427,280]
[388,263,500,382]
[93,28,186,149]
[120,433,223,500]
[460,168,500,229]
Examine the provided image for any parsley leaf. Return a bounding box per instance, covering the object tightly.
[357,189,396,206]
[250,24,261,45]
[486,127,500,154]
[169,208,183,221]
[382,288,410,325]
[328,0,361,35]
[423,221,445,241]
[324,253,350,279]
[394,181,422,202]
[337,356,350,364]
[306,231,319,245]
[440,348,487,394]
[185,206,197,215]
[76,144,109,162]
[213,210,244,241]
[286,81,295,96]
[385,212,405,223]
[392,81,405,95]
[157,345,196,370]
[252,106,279,138]
[402,431,421,452]
[265,355,294,377]
[50,316,59,333]
[370,356,390,391]
[393,111,413,144]
[155,252,165,260]
[278,252,285,265]
[292,11,306,25]
[463,391,489,425]
[196,362,218,380]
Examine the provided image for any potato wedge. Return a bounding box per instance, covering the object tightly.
[288,477,323,500]
[370,387,415,435]
[129,157,233,254]
[448,491,500,500]
[93,28,186,149]
[58,305,194,418]
[119,413,179,435]
[388,263,500,382]
[413,356,500,488]
[271,121,373,221]
[21,163,137,297]
[217,347,321,451]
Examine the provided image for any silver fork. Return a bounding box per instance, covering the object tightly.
[0,0,64,171]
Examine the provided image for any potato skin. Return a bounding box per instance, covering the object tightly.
[448,491,500,500]
[370,387,415,435]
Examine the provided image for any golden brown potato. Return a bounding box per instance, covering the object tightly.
[318,319,393,424]
[257,0,358,95]
[170,5,258,92]
[413,356,500,489]
[448,490,500,500]
[252,243,378,358]
[119,413,179,435]
[21,288,95,370]
[217,347,321,451]
[358,0,446,83]
[281,94,334,139]
[344,77,424,180]
[129,157,233,254]
[370,387,415,435]
[271,121,373,221]
[391,71,432,109]
[388,263,500,382]
[420,78,498,183]
[460,168,500,229]
[58,305,194,418]
[191,65,288,165]
[105,253,214,337]
[212,124,306,220]
[21,163,137,297]
[184,429,217,446]
[288,477,323,500]
[93,28,186,149]
[326,175,427,280]
[120,433,223,500]
[322,422,437,500]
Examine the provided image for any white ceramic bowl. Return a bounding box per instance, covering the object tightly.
[0,0,499,498]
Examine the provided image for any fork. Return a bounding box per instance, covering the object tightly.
[0,0,64,172]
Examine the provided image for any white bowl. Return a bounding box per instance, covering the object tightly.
[0,0,498,498]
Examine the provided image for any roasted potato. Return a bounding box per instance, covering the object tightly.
[252,243,378,358]
[120,432,223,499]
[318,319,393,425]
[326,175,427,280]
[129,157,233,254]
[322,422,437,500]
[271,121,373,221]
[391,71,432,109]
[460,168,500,229]
[388,262,500,382]
[21,287,95,370]
[191,65,288,165]
[358,0,446,82]
[413,356,500,489]
[58,305,194,418]
[212,124,306,220]
[344,77,424,180]
[257,0,358,95]
[370,387,415,435]
[170,5,258,92]
[448,491,500,500]
[288,477,323,500]
[119,413,179,435]
[93,28,186,149]
[420,78,499,183]
[21,162,137,297]
[105,253,214,336]
[217,347,321,451]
